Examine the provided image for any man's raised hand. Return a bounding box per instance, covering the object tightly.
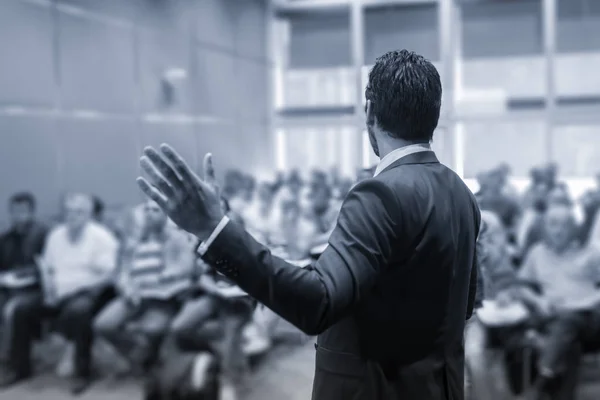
[137,143,224,241]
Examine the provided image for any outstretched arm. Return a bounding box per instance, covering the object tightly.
[201,180,403,335]
[136,145,402,335]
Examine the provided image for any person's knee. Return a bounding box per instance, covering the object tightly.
[93,313,117,340]
[3,295,39,324]
[169,316,197,342]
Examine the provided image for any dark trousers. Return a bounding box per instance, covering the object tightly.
[536,309,600,400]
[1,286,114,378]
[94,297,179,368]
[170,295,254,383]
[0,289,42,376]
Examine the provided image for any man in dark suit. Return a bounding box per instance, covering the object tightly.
[137,49,481,400]
[0,192,48,386]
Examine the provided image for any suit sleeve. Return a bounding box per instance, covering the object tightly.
[466,245,480,320]
[201,179,402,335]
[466,209,483,320]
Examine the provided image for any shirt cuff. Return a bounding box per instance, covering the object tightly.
[196,216,230,256]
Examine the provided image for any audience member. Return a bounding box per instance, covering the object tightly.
[94,200,195,374]
[37,193,118,394]
[7,159,600,399]
[168,198,254,400]
[476,168,521,235]
[92,196,105,223]
[516,203,600,400]
[242,179,276,243]
[465,211,519,400]
[0,193,48,386]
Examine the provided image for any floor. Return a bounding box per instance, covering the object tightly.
[2,338,600,400]
[0,342,315,400]
[0,320,316,400]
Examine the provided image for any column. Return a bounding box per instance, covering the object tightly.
[350,0,365,167]
[542,0,557,163]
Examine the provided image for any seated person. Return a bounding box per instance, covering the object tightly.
[300,184,338,252]
[169,197,254,400]
[268,186,319,262]
[465,211,520,400]
[94,200,195,373]
[515,203,600,400]
[241,179,276,244]
[27,193,118,394]
[0,192,48,386]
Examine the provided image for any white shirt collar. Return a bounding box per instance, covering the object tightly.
[373,143,433,177]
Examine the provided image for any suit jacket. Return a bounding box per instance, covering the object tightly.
[202,151,481,400]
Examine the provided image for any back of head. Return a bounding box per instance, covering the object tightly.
[9,191,36,228]
[365,50,442,142]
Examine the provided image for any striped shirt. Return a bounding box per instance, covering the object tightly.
[123,228,195,300]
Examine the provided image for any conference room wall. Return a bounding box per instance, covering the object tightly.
[0,0,271,228]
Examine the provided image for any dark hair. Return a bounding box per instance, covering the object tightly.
[313,184,332,200]
[9,192,36,210]
[365,50,442,142]
[92,196,104,219]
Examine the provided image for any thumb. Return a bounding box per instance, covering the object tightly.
[203,153,216,184]
[203,153,220,197]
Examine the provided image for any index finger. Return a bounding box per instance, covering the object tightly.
[159,143,198,190]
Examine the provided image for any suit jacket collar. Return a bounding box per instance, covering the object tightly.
[377,150,439,176]
[374,143,431,177]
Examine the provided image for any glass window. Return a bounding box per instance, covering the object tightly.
[461,120,547,178]
[551,125,600,177]
[281,127,360,178]
[283,68,356,108]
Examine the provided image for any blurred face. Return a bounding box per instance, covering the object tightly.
[298,186,313,216]
[547,187,570,206]
[257,183,273,204]
[312,187,330,214]
[479,214,507,264]
[544,206,576,251]
[9,201,34,229]
[65,196,93,231]
[143,200,167,231]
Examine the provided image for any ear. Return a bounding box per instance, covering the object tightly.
[365,100,375,126]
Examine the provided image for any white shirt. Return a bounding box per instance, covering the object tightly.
[373,143,432,177]
[41,222,119,300]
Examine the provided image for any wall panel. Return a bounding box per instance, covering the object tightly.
[57,119,140,206]
[289,11,351,68]
[235,0,268,60]
[0,116,60,225]
[237,59,269,124]
[461,0,543,58]
[58,11,136,113]
[0,0,55,107]
[365,5,439,63]
[0,0,271,227]
[138,29,192,113]
[195,124,241,181]
[193,49,238,119]
[140,122,198,172]
[195,0,237,50]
